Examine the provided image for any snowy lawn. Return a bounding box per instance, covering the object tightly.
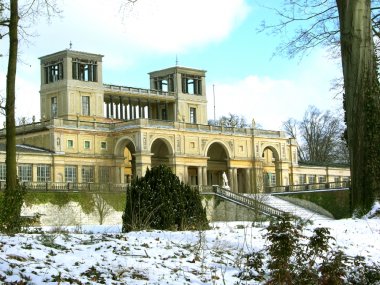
[0,218,379,284]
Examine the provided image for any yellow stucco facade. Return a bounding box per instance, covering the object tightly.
[0,49,350,193]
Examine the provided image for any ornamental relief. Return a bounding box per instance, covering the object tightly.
[201,139,208,151]
[176,138,181,153]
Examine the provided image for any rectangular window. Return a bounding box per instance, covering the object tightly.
[161,108,167,120]
[51,97,58,118]
[82,96,90,116]
[99,166,111,183]
[100,141,107,150]
[0,164,6,181]
[190,107,197,124]
[265,173,276,187]
[308,175,316,184]
[67,139,74,148]
[153,75,174,92]
[72,59,97,82]
[299,174,306,184]
[65,165,77,182]
[44,60,63,84]
[84,140,91,149]
[318,175,326,183]
[81,166,94,183]
[269,173,276,186]
[182,74,202,95]
[18,164,32,182]
[37,165,51,182]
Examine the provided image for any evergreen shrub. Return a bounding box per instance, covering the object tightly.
[0,182,26,234]
[237,214,380,284]
[122,165,209,232]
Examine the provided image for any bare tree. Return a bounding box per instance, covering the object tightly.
[284,106,348,164]
[208,113,251,128]
[92,194,112,225]
[0,0,60,233]
[262,0,380,212]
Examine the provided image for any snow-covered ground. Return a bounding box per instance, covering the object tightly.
[0,215,379,284]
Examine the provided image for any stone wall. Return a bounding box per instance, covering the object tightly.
[20,193,262,227]
[21,202,123,227]
[202,194,264,222]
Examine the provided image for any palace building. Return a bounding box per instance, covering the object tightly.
[0,49,350,192]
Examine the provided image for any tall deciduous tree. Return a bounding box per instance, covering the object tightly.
[262,0,380,213]
[283,106,348,164]
[0,0,60,233]
[0,0,22,233]
[336,0,380,212]
[208,113,252,128]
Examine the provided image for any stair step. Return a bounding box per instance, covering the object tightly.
[247,194,332,221]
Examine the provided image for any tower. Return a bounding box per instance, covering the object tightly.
[149,66,207,124]
[39,49,104,121]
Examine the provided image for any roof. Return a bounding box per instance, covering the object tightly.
[0,144,53,154]
[39,49,104,62]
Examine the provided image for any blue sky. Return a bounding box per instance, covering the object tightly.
[0,0,343,130]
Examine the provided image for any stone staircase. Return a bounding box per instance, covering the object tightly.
[258,194,333,221]
[207,186,332,221]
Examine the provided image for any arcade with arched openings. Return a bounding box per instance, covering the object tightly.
[262,145,280,191]
[114,137,137,183]
[150,138,172,168]
[206,142,229,187]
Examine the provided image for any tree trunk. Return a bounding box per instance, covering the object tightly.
[336,0,380,212]
[6,0,19,191]
[1,0,24,233]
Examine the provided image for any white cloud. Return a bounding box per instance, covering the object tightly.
[207,50,342,131]
[121,0,250,53]
[26,0,250,54]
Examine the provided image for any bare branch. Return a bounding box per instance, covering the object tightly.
[258,0,340,58]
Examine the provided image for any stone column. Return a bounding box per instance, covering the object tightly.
[106,102,110,118]
[275,161,289,187]
[124,103,128,121]
[110,98,114,118]
[202,166,207,186]
[138,99,142,118]
[228,168,233,190]
[77,166,82,183]
[32,165,38,183]
[245,168,251,193]
[129,98,133,120]
[147,100,151,119]
[184,165,188,184]
[197,167,203,186]
[115,102,119,119]
[119,97,123,120]
[253,160,264,193]
[133,153,152,178]
[233,168,238,193]
[156,101,160,119]
[94,165,98,183]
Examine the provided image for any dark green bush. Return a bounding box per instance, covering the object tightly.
[122,165,209,232]
[238,215,380,284]
[0,182,26,234]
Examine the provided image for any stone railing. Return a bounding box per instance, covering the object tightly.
[0,181,129,192]
[1,117,287,139]
[103,84,174,97]
[265,180,351,193]
[198,185,286,217]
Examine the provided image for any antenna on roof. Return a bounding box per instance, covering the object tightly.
[213,84,216,122]
[69,41,72,49]
[175,55,179,66]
